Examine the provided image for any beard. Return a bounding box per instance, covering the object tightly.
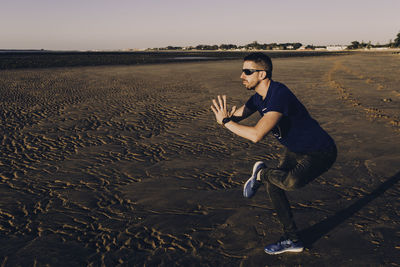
[243,80,259,91]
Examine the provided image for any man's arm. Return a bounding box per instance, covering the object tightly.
[224,111,282,143]
[211,95,282,143]
[230,105,255,122]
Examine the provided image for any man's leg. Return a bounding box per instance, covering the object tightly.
[266,146,337,192]
[264,148,299,240]
[263,147,337,254]
[276,148,298,171]
[265,180,299,241]
[263,147,337,232]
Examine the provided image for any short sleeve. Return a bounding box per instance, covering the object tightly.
[265,87,290,116]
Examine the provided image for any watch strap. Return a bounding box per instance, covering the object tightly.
[222,117,232,125]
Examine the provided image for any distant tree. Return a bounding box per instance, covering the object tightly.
[360,41,368,49]
[166,46,182,50]
[265,44,273,50]
[219,44,237,50]
[394,31,400,47]
[246,41,262,50]
[354,41,360,48]
[293,43,302,50]
[195,44,218,50]
[347,41,360,49]
[259,43,268,50]
[268,43,278,50]
[195,45,207,50]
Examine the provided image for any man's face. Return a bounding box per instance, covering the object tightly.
[240,61,265,90]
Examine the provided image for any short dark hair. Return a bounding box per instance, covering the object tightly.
[244,52,273,79]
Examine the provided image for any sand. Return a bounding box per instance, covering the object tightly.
[0,52,399,266]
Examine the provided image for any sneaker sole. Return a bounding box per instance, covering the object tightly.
[243,161,265,198]
[264,247,304,255]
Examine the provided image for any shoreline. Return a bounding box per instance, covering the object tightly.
[1,49,398,71]
[0,50,350,70]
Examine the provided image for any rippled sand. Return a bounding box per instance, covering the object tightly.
[0,52,399,266]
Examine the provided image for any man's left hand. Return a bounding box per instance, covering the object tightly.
[211,95,236,125]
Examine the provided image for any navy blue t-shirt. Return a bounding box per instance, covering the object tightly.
[245,80,335,153]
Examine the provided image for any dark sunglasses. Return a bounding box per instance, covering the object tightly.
[242,69,265,75]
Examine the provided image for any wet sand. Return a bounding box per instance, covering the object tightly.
[0,52,399,266]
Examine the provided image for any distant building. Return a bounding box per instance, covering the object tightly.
[327,45,347,51]
[370,47,389,50]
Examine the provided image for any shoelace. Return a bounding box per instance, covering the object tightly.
[279,240,292,246]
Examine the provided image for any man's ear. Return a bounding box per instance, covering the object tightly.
[259,70,267,80]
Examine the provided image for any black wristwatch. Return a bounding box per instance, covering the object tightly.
[222,117,232,125]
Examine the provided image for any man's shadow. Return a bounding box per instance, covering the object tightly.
[299,171,400,247]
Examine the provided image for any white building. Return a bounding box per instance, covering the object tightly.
[327,45,347,51]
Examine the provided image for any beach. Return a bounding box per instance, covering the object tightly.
[0,52,399,266]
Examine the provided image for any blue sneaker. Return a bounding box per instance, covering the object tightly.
[264,239,304,255]
[243,161,266,198]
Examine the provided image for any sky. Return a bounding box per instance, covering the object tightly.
[1,0,399,50]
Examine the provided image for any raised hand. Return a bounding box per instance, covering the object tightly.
[211,95,236,125]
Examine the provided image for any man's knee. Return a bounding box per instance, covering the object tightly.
[264,169,301,191]
[274,174,302,191]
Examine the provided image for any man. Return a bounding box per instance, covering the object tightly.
[211,52,337,255]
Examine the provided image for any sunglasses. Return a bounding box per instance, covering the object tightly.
[242,69,265,75]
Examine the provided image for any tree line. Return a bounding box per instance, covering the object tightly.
[347,32,400,49]
[152,41,303,51]
[150,31,400,51]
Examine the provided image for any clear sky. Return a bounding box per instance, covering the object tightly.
[1,0,399,50]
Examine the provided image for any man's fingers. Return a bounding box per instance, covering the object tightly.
[212,99,220,111]
[222,95,227,110]
[230,105,237,116]
[217,95,223,110]
[210,105,218,115]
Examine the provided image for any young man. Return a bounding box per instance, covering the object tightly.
[211,52,337,255]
